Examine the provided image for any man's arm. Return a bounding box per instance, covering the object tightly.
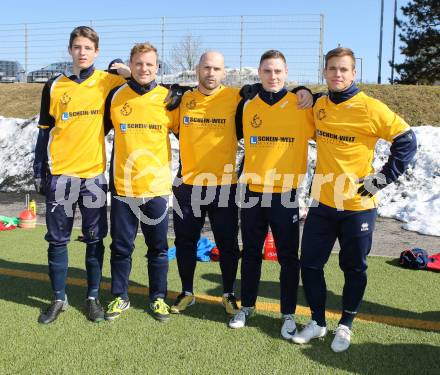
[239,83,314,108]
[358,129,417,197]
[104,86,120,136]
[33,81,55,195]
[358,100,417,197]
[163,84,194,111]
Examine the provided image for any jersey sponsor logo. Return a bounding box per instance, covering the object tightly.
[119,123,163,133]
[249,135,295,146]
[361,222,369,232]
[317,109,326,120]
[182,116,226,127]
[60,92,71,105]
[250,114,262,128]
[60,109,99,121]
[316,129,355,144]
[292,214,298,223]
[120,102,133,116]
[186,99,196,109]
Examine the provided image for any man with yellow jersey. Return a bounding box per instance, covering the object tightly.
[33,26,128,324]
[229,50,315,340]
[292,47,417,352]
[170,51,242,315]
[169,51,312,316]
[103,43,179,322]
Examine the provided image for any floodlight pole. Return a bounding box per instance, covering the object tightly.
[378,0,384,84]
[391,0,398,84]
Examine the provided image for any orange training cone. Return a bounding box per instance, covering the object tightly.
[19,209,36,229]
[263,232,277,261]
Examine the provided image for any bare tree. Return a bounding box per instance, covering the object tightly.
[170,34,203,72]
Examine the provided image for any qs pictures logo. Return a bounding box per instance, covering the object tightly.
[120,102,132,116]
[251,114,262,128]
[60,92,71,105]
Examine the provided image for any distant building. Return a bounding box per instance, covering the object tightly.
[27,62,73,83]
[0,60,24,83]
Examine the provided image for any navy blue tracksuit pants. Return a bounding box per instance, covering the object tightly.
[173,183,240,294]
[240,188,300,315]
[301,202,377,328]
[45,173,108,300]
[110,195,169,301]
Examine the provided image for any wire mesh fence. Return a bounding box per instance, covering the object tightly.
[0,14,324,85]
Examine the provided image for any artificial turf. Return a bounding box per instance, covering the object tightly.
[0,226,439,374]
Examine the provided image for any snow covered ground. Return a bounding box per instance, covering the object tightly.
[0,116,439,236]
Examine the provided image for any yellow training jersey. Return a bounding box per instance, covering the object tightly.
[242,92,315,193]
[311,91,410,210]
[178,85,241,186]
[109,84,179,198]
[41,70,125,178]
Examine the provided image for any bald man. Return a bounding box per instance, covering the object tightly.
[170,51,311,316]
[170,51,241,315]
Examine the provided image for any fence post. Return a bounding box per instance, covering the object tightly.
[239,15,243,85]
[161,16,165,83]
[319,14,324,84]
[24,23,28,76]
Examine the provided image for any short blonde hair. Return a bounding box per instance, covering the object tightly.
[325,47,355,69]
[130,42,158,62]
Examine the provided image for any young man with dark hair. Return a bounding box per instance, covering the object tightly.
[292,47,417,352]
[103,42,179,322]
[33,26,129,324]
[229,50,315,339]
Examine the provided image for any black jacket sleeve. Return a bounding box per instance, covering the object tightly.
[235,98,245,140]
[33,80,55,178]
[104,86,121,135]
[379,129,417,184]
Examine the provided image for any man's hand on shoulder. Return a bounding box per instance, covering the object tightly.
[239,83,262,100]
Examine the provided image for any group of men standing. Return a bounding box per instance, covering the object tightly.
[33,25,416,353]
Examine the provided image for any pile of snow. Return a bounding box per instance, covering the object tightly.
[374,126,440,236]
[0,115,439,236]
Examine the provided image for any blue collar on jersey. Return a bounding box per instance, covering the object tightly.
[328,82,360,104]
[68,65,95,83]
[258,86,288,106]
[128,79,158,95]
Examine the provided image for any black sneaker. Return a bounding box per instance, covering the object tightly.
[38,297,69,324]
[86,298,105,323]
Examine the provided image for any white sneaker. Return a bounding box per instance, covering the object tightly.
[281,315,297,340]
[229,307,254,329]
[331,324,352,352]
[292,320,327,344]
